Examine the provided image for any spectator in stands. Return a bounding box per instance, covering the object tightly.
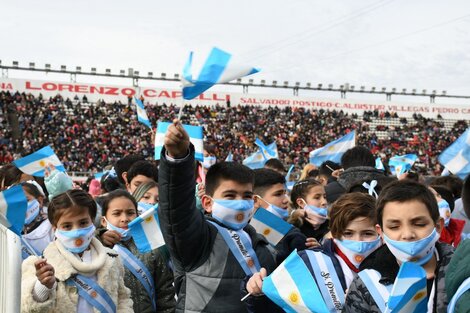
[125,160,158,193]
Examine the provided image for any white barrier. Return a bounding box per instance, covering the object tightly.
[0,224,21,313]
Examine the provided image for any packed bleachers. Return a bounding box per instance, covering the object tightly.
[0,90,468,176]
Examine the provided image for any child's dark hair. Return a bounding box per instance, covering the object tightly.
[376,180,439,227]
[101,189,138,217]
[430,175,464,199]
[0,164,23,189]
[127,160,158,184]
[48,189,97,226]
[290,179,322,209]
[22,182,42,199]
[264,159,286,174]
[329,193,376,238]
[253,168,286,197]
[341,146,375,169]
[114,154,145,184]
[205,162,254,196]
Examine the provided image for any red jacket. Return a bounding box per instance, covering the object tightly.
[439,218,466,247]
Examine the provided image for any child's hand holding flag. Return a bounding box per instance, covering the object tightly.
[164,119,190,159]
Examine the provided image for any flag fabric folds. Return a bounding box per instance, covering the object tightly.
[438,128,470,179]
[389,154,418,177]
[250,208,293,246]
[134,97,152,129]
[255,138,277,160]
[13,146,65,177]
[309,131,356,167]
[375,157,385,171]
[154,122,204,161]
[128,205,165,253]
[262,250,329,313]
[243,142,278,169]
[182,47,259,100]
[225,152,233,162]
[0,185,28,235]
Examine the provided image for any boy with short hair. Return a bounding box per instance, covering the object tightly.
[126,160,158,193]
[158,120,277,313]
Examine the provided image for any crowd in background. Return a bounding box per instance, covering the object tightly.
[1,90,468,176]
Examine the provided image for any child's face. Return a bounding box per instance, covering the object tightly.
[258,183,288,210]
[101,197,137,229]
[340,216,378,242]
[127,175,154,193]
[202,179,253,213]
[139,186,159,205]
[300,185,327,208]
[378,199,439,241]
[55,208,93,231]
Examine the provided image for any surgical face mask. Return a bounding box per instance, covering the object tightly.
[301,199,327,227]
[211,198,254,230]
[25,199,41,225]
[104,218,131,241]
[138,202,155,215]
[256,195,288,219]
[203,156,217,169]
[334,237,382,268]
[55,224,96,254]
[438,200,451,227]
[302,199,327,217]
[383,228,439,265]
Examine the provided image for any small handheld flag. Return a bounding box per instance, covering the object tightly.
[0,185,28,235]
[13,146,65,177]
[243,142,279,169]
[375,157,385,171]
[389,154,418,177]
[182,47,259,100]
[254,138,276,160]
[250,208,293,246]
[128,204,165,253]
[438,128,470,179]
[309,131,356,166]
[225,152,233,162]
[154,121,204,161]
[134,97,152,129]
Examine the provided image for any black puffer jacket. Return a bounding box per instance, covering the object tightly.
[158,145,277,313]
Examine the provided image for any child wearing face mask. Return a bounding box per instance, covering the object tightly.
[21,182,54,259]
[344,180,454,313]
[100,190,175,313]
[21,189,133,313]
[158,120,277,313]
[288,179,329,241]
[246,192,381,312]
[429,185,466,247]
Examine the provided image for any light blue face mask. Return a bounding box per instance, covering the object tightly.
[105,218,131,241]
[335,237,382,267]
[25,199,41,225]
[266,202,289,219]
[55,224,96,254]
[438,199,451,227]
[211,199,254,230]
[137,202,155,214]
[305,204,328,217]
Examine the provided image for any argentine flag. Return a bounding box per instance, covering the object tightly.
[285,165,295,191]
[438,128,470,179]
[128,204,165,253]
[134,97,152,129]
[309,131,355,167]
[262,250,329,313]
[389,154,418,177]
[243,142,279,169]
[250,208,293,246]
[182,47,259,100]
[154,121,204,161]
[13,146,65,177]
[0,185,28,235]
[255,138,277,160]
[375,157,385,171]
[225,152,233,162]
[386,262,427,313]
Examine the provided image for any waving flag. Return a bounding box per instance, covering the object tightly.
[375,157,385,171]
[154,121,204,161]
[309,131,355,166]
[225,152,233,162]
[255,138,277,160]
[182,47,259,100]
[285,165,295,191]
[0,185,28,235]
[134,97,152,129]
[438,128,470,179]
[389,154,418,177]
[128,204,165,253]
[243,142,278,169]
[262,250,329,313]
[13,146,65,177]
[250,208,292,246]
[386,262,427,313]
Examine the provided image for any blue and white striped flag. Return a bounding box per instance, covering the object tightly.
[243,142,278,169]
[134,97,152,129]
[262,250,329,313]
[386,262,427,313]
[13,146,65,177]
[225,152,233,162]
[0,185,28,235]
[309,131,356,167]
[182,47,259,100]
[250,208,293,246]
[255,138,277,160]
[375,157,385,171]
[154,121,204,161]
[389,154,418,177]
[285,165,295,191]
[128,204,165,253]
[438,128,470,179]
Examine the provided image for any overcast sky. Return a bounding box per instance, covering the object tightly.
[2,0,470,104]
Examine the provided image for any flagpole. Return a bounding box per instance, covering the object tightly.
[177,96,185,121]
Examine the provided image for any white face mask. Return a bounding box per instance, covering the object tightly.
[55,224,96,254]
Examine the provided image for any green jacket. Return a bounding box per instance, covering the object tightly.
[446,239,470,313]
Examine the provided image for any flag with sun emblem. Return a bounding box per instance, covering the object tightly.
[309,131,355,166]
[250,208,292,246]
[385,262,427,313]
[262,250,329,313]
[13,146,65,177]
[128,204,165,253]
